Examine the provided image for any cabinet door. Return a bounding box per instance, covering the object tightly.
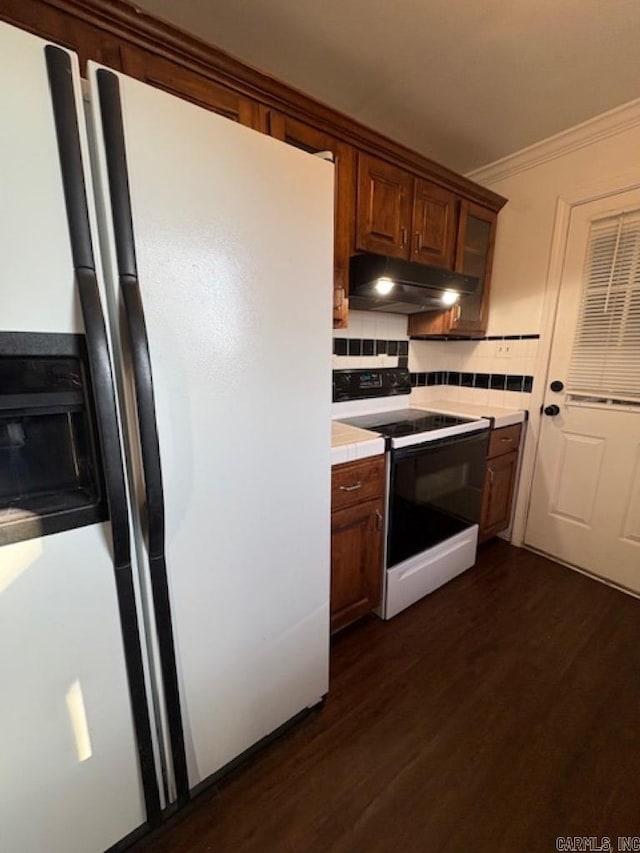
[410,179,457,268]
[330,498,383,633]
[120,46,259,129]
[356,154,413,259]
[269,112,355,329]
[409,200,497,337]
[479,450,518,542]
[450,201,497,334]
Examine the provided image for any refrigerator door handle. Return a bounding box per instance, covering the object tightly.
[95,67,190,805]
[45,44,162,826]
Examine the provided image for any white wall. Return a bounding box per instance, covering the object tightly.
[467,97,640,544]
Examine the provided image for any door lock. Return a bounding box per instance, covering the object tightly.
[550,380,564,392]
[544,404,560,416]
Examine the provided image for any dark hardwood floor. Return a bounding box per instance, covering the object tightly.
[134,542,640,852]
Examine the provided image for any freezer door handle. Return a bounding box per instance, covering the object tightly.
[44,47,130,573]
[45,45,162,825]
[95,67,190,805]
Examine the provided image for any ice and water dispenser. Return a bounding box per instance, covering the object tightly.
[0,333,106,545]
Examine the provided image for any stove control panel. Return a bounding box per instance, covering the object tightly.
[333,368,412,402]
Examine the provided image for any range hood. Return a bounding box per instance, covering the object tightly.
[348,253,480,315]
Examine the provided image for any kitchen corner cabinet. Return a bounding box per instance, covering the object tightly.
[268,112,356,328]
[408,201,497,337]
[479,424,522,543]
[356,153,457,268]
[330,456,385,633]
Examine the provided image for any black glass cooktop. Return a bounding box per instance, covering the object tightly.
[339,408,474,438]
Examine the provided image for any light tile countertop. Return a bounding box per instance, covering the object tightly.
[415,398,526,429]
[331,421,384,467]
[330,397,527,466]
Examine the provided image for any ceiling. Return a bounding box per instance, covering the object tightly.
[134,0,640,174]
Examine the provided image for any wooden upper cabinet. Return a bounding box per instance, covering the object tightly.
[268,112,356,329]
[450,201,497,334]
[408,200,498,337]
[2,0,506,338]
[356,156,458,267]
[410,179,457,268]
[120,46,260,129]
[356,154,413,259]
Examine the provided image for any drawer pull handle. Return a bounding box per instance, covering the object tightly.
[500,437,513,442]
[339,482,362,492]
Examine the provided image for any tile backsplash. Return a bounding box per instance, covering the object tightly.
[332,310,409,369]
[411,371,533,393]
[408,336,539,408]
[332,311,539,408]
[409,336,539,377]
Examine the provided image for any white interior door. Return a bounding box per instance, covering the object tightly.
[526,189,640,592]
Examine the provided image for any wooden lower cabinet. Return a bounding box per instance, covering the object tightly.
[330,456,385,632]
[331,498,383,632]
[479,424,522,543]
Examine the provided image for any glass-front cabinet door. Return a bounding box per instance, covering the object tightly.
[449,201,497,334]
[407,199,498,337]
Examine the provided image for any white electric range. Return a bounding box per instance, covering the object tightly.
[333,368,490,619]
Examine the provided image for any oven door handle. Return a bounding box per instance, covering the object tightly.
[391,427,489,461]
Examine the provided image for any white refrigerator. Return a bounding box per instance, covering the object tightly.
[0,21,333,853]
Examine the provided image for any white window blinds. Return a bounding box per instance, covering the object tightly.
[566,211,640,404]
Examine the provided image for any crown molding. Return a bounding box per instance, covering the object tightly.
[467,97,640,186]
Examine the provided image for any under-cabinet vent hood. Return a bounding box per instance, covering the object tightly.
[348,253,480,315]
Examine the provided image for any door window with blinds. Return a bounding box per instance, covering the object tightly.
[567,212,640,405]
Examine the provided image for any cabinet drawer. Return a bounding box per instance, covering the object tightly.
[331,456,385,511]
[487,424,521,458]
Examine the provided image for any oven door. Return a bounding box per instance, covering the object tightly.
[387,428,489,569]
